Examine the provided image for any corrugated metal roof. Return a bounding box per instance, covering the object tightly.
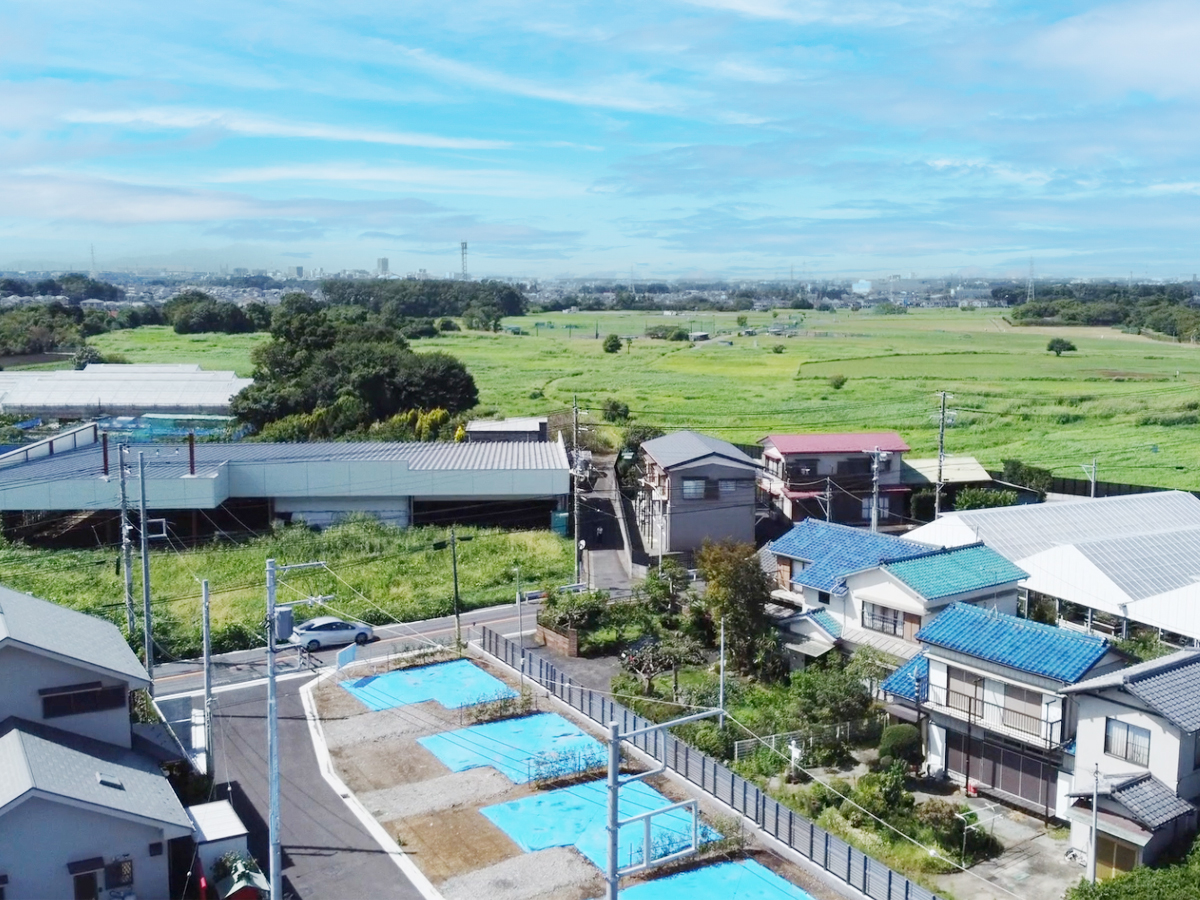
[881,653,928,702]
[0,717,191,830]
[0,585,148,685]
[1109,773,1195,830]
[466,416,547,432]
[640,430,756,470]
[0,364,251,413]
[901,457,992,485]
[916,603,1109,683]
[769,519,932,593]
[884,544,1028,601]
[762,432,910,455]
[1067,650,1200,732]
[0,438,570,487]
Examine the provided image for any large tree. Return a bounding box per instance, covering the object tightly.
[695,540,785,679]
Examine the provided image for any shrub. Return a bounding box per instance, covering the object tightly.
[879,724,922,766]
[602,398,630,423]
[1048,337,1077,356]
[437,317,459,331]
[71,345,104,369]
[828,374,847,390]
[771,344,785,354]
[602,333,622,353]
[954,487,1019,510]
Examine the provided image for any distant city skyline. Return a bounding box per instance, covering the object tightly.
[3,1,1200,278]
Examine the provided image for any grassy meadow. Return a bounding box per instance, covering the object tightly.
[91,309,1200,488]
[0,519,572,656]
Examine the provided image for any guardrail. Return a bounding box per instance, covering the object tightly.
[480,626,943,900]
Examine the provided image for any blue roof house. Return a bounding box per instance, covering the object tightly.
[769,520,1028,665]
[893,603,1126,820]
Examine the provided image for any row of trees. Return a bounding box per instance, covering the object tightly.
[0,274,124,302]
[1005,282,1200,338]
[162,290,272,335]
[321,278,527,332]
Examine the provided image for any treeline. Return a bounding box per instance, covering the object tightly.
[321,278,527,333]
[0,301,161,356]
[230,293,478,440]
[162,290,271,334]
[1001,282,1200,338]
[0,274,124,302]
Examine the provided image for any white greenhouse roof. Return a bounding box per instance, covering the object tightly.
[908,492,1200,638]
[0,364,252,415]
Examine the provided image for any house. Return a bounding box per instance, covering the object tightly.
[634,430,758,558]
[0,585,192,899]
[898,455,996,519]
[769,520,1025,665]
[758,432,910,526]
[883,603,1126,818]
[0,425,572,544]
[1061,651,1200,878]
[907,491,1200,643]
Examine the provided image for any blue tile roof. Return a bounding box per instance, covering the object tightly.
[806,608,842,639]
[769,519,931,594]
[883,544,1028,601]
[916,603,1110,683]
[881,653,928,702]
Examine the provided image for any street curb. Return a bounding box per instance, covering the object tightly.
[299,663,446,900]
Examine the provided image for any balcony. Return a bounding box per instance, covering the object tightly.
[862,609,904,637]
[929,687,1065,750]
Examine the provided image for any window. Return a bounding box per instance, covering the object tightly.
[681,478,705,500]
[862,602,902,636]
[718,479,739,496]
[1002,685,1043,735]
[817,590,831,605]
[946,666,982,717]
[41,683,126,719]
[786,459,819,479]
[104,859,133,891]
[838,457,872,476]
[148,843,163,858]
[1105,718,1150,767]
[861,497,891,521]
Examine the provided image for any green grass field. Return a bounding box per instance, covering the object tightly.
[90,310,1200,488]
[0,519,572,656]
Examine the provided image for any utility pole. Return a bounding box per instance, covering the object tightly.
[138,452,153,692]
[514,564,524,686]
[824,477,832,523]
[451,526,462,652]
[573,395,582,583]
[1089,763,1099,883]
[718,618,726,729]
[1091,459,1097,498]
[202,579,213,778]
[935,391,949,518]
[869,447,882,533]
[265,558,323,900]
[118,443,135,634]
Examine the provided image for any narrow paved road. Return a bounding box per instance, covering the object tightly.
[154,600,534,900]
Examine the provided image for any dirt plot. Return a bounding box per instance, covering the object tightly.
[439,847,604,900]
[385,806,524,882]
[362,768,516,820]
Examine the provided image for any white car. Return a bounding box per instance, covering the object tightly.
[291,616,373,652]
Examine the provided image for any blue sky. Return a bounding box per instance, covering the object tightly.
[3,0,1200,279]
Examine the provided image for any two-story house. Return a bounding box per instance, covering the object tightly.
[769,519,1025,666]
[1060,650,1200,878]
[758,432,910,526]
[883,604,1126,819]
[0,585,192,900]
[635,430,758,559]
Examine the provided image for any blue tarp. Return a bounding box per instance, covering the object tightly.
[609,859,815,900]
[340,658,516,711]
[418,712,603,783]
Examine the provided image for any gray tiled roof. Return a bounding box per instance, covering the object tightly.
[1110,773,1195,830]
[640,430,756,470]
[1065,649,1200,732]
[0,585,148,685]
[0,717,191,830]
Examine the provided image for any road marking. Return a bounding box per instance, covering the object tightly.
[156,669,322,701]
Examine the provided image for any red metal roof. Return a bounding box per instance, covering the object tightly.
[762,432,910,455]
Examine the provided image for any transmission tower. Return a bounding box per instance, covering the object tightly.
[461,242,468,280]
[1026,258,1035,305]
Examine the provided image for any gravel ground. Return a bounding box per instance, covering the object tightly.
[321,697,456,750]
[439,847,604,900]
[361,767,518,820]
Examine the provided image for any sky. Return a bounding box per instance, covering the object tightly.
[3,0,1200,280]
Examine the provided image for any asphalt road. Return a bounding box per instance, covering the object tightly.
[155,600,534,900]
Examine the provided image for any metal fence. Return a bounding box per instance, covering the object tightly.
[480,627,943,900]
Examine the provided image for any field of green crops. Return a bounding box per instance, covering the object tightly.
[0,519,572,656]
[90,308,1200,488]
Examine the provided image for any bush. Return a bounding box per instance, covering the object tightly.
[771,344,785,354]
[602,398,630,423]
[828,374,847,390]
[71,345,105,369]
[1048,337,1077,356]
[879,724,922,766]
[602,333,622,353]
[437,317,459,331]
[954,487,1019,510]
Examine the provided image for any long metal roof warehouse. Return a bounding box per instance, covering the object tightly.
[0,426,570,539]
[0,364,252,416]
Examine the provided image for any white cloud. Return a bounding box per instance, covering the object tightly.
[677,0,987,27]
[1023,0,1200,99]
[62,108,511,150]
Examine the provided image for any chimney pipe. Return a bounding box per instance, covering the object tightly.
[102,432,109,475]
[188,431,195,475]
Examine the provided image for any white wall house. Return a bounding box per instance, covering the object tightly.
[882,603,1125,818]
[1061,651,1200,879]
[0,586,192,900]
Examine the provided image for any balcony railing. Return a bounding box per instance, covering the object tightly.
[933,688,1063,749]
[862,610,904,637]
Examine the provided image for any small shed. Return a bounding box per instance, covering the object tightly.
[187,801,250,880]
